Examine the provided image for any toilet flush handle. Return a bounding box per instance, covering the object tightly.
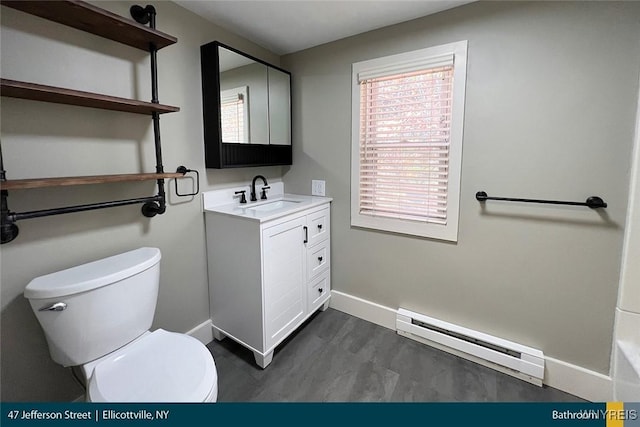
[39,302,67,312]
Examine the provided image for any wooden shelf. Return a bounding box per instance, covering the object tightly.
[1,79,180,115]
[0,0,176,51]
[1,172,186,190]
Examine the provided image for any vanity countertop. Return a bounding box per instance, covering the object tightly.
[203,190,331,223]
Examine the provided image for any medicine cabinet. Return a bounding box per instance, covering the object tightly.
[200,41,292,168]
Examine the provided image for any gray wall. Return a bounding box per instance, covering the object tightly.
[0,1,284,401]
[281,1,640,375]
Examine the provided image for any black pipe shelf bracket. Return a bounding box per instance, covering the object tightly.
[135,4,166,219]
[475,191,608,209]
[0,3,199,244]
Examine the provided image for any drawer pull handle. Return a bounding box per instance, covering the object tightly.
[318,256,323,262]
[318,224,323,230]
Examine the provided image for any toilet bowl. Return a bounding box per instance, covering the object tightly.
[84,329,217,402]
[24,247,218,402]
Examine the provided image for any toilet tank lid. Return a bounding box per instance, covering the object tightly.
[24,247,161,300]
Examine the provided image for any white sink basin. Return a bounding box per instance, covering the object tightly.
[246,200,302,212]
[203,188,331,223]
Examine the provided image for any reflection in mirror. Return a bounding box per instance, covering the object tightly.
[268,68,291,145]
[220,86,248,143]
[219,47,269,145]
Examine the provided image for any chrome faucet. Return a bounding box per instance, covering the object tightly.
[250,175,270,201]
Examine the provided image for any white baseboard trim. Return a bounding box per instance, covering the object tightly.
[544,356,612,402]
[330,290,396,330]
[329,290,612,401]
[185,319,214,345]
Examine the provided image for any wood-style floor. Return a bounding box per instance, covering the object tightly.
[207,308,584,402]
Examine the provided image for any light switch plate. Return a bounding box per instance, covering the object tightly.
[312,180,326,196]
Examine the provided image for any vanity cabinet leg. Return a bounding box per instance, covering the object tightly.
[321,301,330,312]
[254,350,274,369]
[212,326,226,341]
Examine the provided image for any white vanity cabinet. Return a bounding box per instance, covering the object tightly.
[205,198,331,368]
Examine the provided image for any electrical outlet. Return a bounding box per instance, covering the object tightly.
[312,180,325,196]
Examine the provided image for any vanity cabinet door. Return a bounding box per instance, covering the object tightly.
[262,217,307,351]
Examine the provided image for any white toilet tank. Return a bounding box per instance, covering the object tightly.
[24,247,162,367]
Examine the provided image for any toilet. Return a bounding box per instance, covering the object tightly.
[24,247,218,402]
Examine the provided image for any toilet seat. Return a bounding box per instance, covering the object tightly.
[87,329,217,402]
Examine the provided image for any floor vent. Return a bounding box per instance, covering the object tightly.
[397,308,545,386]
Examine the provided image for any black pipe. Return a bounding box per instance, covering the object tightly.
[146,6,166,213]
[130,5,166,214]
[475,191,607,209]
[8,196,163,222]
[0,142,5,183]
[0,143,19,243]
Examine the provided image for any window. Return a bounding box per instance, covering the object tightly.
[351,41,467,241]
[220,86,249,143]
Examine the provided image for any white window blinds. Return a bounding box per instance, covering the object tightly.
[358,56,455,225]
[220,87,248,143]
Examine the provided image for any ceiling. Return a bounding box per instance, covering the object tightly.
[174,1,474,55]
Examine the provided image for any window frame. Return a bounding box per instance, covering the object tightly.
[350,40,468,241]
[220,86,250,143]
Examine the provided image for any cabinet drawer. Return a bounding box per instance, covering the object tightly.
[309,272,330,313]
[307,238,330,281]
[307,207,330,246]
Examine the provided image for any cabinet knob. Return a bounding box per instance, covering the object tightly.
[318,288,323,293]
[318,256,323,262]
[317,224,323,230]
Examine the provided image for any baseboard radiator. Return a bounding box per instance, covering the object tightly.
[396,308,545,386]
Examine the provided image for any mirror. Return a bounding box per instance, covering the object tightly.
[268,67,292,145]
[201,41,292,168]
[218,47,268,144]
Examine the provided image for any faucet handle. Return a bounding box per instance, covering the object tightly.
[261,186,271,200]
[234,190,247,204]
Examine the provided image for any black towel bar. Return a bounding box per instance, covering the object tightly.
[475,191,607,209]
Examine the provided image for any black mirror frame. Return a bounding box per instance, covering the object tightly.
[200,41,292,169]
